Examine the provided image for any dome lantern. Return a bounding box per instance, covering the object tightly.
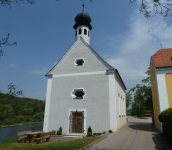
[74,4,92,45]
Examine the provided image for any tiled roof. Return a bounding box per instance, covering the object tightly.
[151,48,172,68]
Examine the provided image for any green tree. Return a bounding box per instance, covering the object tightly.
[126,91,133,109]
[130,67,153,117]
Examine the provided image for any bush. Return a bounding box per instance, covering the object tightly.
[88,126,92,133]
[158,108,172,126]
[57,130,62,135]
[52,130,56,135]
[109,130,113,133]
[158,108,172,142]
[103,131,106,134]
[59,127,62,133]
[87,132,92,136]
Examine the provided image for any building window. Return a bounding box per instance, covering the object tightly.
[123,98,125,116]
[84,29,87,35]
[118,94,121,116]
[75,59,84,66]
[88,31,90,37]
[79,29,82,34]
[72,89,85,99]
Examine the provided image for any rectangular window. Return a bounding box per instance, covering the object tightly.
[118,94,121,116]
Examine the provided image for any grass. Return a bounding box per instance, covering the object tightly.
[133,116,148,119]
[0,136,102,150]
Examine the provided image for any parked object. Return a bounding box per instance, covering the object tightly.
[144,114,152,117]
[36,132,52,144]
[17,130,32,143]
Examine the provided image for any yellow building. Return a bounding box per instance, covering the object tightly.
[150,48,172,132]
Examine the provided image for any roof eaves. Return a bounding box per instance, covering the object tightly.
[45,39,80,76]
[106,69,127,90]
[79,37,114,69]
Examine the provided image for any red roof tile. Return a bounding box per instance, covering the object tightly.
[151,48,172,68]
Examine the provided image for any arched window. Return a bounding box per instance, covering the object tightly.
[88,31,90,37]
[79,29,82,34]
[75,31,77,36]
[84,29,87,35]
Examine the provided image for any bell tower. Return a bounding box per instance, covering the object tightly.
[73,4,92,45]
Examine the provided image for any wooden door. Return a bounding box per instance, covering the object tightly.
[71,112,83,133]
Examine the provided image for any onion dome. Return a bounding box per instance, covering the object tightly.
[73,4,92,30]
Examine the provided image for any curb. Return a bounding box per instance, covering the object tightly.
[79,136,107,150]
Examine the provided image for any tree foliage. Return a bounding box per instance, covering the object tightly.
[0,85,45,126]
[126,91,133,109]
[0,34,17,59]
[130,0,172,18]
[130,67,153,117]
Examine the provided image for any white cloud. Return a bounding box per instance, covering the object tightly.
[9,64,18,67]
[105,3,172,90]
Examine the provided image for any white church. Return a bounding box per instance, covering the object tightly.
[43,5,127,134]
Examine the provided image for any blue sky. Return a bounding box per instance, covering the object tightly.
[0,0,171,100]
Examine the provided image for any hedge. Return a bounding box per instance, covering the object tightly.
[158,108,172,142]
[158,108,172,126]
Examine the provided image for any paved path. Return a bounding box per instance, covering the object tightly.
[88,116,171,150]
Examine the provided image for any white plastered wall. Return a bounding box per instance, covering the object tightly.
[108,71,117,132]
[115,71,126,130]
[156,68,171,112]
[75,26,90,45]
[43,75,53,132]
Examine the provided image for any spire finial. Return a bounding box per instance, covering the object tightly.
[80,0,85,12]
[82,3,85,12]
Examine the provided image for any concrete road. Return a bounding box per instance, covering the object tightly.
[88,116,171,150]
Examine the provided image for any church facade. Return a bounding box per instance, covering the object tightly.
[43,6,127,134]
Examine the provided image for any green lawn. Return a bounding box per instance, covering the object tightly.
[133,116,148,119]
[0,136,102,150]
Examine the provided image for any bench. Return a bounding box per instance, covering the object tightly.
[36,132,52,144]
[17,130,32,143]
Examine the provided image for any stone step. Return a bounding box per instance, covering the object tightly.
[64,133,86,137]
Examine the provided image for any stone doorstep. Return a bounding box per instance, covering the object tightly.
[64,133,86,137]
